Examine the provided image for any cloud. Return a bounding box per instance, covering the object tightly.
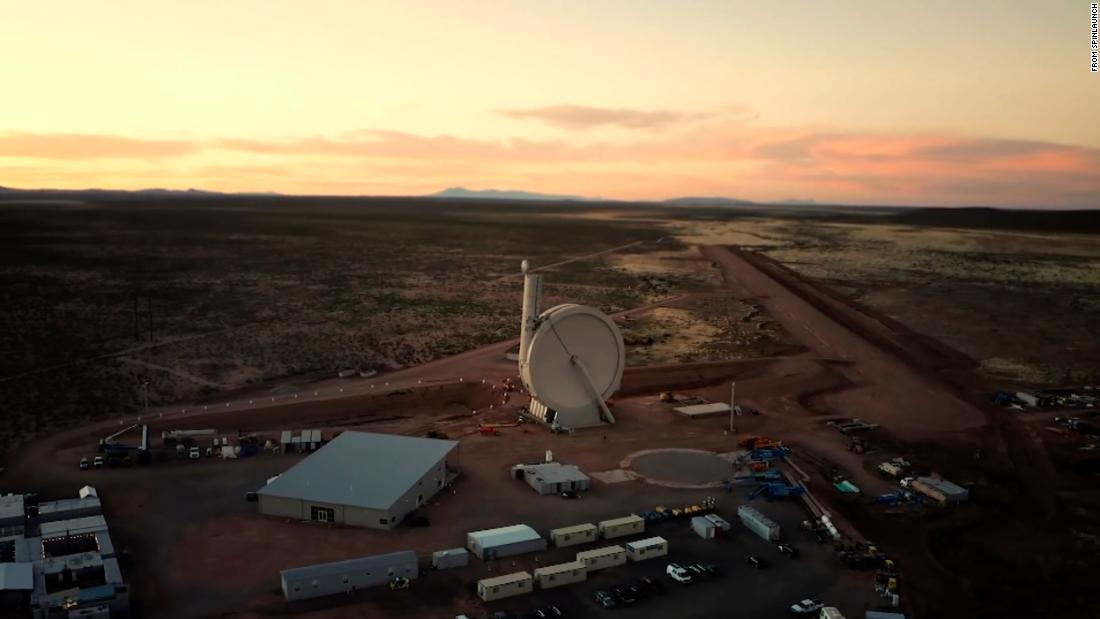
[0,132,199,159]
[1,125,1098,207]
[497,104,716,131]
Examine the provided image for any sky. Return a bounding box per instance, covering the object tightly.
[1,1,1098,207]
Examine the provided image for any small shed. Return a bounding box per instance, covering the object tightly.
[624,536,668,561]
[514,463,591,495]
[477,571,533,601]
[550,523,597,548]
[597,514,644,539]
[431,548,469,570]
[467,524,546,560]
[691,516,716,539]
[533,560,587,589]
[575,545,626,571]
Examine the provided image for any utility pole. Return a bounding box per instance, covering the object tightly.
[729,381,736,434]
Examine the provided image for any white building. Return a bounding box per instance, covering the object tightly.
[280,550,418,601]
[257,432,458,529]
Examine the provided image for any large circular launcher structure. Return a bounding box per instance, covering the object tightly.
[517,261,625,429]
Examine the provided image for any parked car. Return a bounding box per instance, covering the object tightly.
[388,576,410,590]
[686,564,708,580]
[610,585,637,605]
[666,563,693,584]
[746,555,769,569]
[92,456,104,469]
[638,577,666,594]
[560,491,580,499]
[698,563,721,578]
[790,599,824,614]
[594,590,617,609]
[188,446,201,460]
[777,544,801,558]
[79,458,89,470]
[244,491,258,502]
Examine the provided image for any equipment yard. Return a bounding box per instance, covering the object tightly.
[3,198,1099,619]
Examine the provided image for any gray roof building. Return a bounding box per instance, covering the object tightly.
[257,431,459,529]
[467,524,547,560]
[280,550,418,601]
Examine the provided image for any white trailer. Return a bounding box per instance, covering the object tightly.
[575,545,626,571]
[624,536,668,561]
[737,505,779,541]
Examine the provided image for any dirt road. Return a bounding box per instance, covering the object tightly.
[701,245,986,438]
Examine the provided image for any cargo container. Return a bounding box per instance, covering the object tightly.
[624,536,668,561]
[550,523,597,548]
[703,513,732,533]
[575,545,626,571]
[691,516,716,539]
[910,480,946,505]
[431,548,469,570]
[916,476,968,504]
[477,571,533,601]
[877,463,903,478]
[533,560,587,589]
[737,505,779,541]
[597,514,644,539]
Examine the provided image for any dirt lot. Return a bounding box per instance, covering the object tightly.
[4,198,1099,618]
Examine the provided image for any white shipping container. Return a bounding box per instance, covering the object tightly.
[737,505,779,541]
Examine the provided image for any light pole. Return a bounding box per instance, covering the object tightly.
[729,381,736,434]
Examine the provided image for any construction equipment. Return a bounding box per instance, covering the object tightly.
[478,426,501,436]
[746,447,791,462]
[748,481,806,500]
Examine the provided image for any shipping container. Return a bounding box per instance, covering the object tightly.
[431,548,469,570]
[737,505,779,541]
[691,516,716,539]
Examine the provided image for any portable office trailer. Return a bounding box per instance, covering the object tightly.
[280,550,418,601]
[575,545,626,571]
[691,516,716,539]
[737,505,779,541]
[467,525,546,560]
[477,571,533,601]
[550,523,597,548]
[624,536,668,561]
[517,463,592,495]
[597,514,644,539]
[533,560,587,589]
[910,480,947,505]
[431,548,469,570]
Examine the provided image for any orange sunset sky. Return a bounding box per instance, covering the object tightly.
[2,1,1098,207]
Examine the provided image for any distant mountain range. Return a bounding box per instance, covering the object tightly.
[431,187,595,201]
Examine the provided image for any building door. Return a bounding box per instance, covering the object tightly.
[310,506,335,522]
